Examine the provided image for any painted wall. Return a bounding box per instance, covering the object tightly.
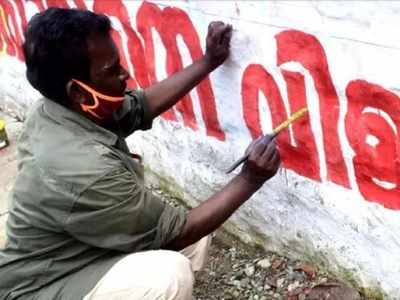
[1,1,399,298]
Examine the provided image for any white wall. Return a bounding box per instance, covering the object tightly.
[1,1,399,298]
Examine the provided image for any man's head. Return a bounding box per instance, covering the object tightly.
[23,8,129,120]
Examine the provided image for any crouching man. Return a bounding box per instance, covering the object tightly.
[0,7,280,300]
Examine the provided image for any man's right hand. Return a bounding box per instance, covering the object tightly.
[239,135,281,186]
[166,134,281,250]
[204,21,232,69]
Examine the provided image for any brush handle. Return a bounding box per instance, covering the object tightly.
[226,132,277,174]
[225,153,250,174]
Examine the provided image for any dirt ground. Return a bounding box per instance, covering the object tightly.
[193,230,368,300]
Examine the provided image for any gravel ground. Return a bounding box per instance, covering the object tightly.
[193,236,364,300]
[151,185,373,300]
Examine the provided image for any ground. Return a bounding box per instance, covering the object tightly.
[0,110,372,300]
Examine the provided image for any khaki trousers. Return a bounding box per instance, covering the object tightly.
[83,236,211,300]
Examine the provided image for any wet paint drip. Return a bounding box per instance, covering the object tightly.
[0,119,9,149]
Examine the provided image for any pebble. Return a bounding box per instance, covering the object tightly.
[277,278,285,288]
[298,294,306,300]
[240,278,250,287]
[244,264,255,277]
[256,258,271,269]
[287,281,300,292]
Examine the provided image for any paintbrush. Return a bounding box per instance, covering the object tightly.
[226,107,308,174]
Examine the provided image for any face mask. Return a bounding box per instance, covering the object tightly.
[72,79,124,120]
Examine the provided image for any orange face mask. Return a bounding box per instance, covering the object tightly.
[72,79,124,120]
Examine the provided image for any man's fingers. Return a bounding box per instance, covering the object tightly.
[209,21,224,28]
[212,23,225,44]
[208,21,223,33]
[270,150,281,170]
[209,22,225,41]
[260,140,276,163]
[246,134,274,158]
[268,148,280,165]
[261,133,274,145]
[219,24,232,44]
[245,136,262,155]
[209,22,231,44]
[249,137,268,161]
[208,21,221,42]
[221,26,232,47]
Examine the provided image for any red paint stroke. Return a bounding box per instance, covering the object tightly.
[276,30,349,187]
[137,1,225,140]
[0,0,24,60]
[282,70,321,180]
[346,80,400,209]
[242,64,320,180]
[0,2,7,54]
[45,0,70,9]
[242,64,287,139]
[14,1,27,33]
[136,1,174,121]
[72,0,86,10]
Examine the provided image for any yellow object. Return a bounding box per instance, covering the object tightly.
[272,107,309,136]
[0,119,9,149]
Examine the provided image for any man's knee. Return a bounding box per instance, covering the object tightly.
[147,250,194,299]
[161,251,194,284]
[84,250,194,300]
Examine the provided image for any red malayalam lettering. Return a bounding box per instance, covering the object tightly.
[45,0,70,9]
[346,80,400,209]
[276,30,349,187]
[281,70,321,181]
[0,1,399,209]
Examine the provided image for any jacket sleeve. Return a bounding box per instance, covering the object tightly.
[64,167,186,252]
[113,89,153,137]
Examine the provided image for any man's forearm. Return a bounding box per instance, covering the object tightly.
[165,175,262,250]
[144,56,217,119]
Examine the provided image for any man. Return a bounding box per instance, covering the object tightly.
[0,7,280,300]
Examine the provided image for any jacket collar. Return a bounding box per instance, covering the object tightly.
[42,98,118,146]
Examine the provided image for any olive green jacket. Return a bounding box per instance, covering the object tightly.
[0,90,186,300]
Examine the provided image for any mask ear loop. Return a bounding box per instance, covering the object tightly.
[71,79,124,119]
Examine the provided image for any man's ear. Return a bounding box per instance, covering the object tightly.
[66,80,86,105]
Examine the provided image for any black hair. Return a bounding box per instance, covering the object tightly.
[23,8,111,106]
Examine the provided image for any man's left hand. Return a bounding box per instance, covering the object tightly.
[204,21,232,69]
